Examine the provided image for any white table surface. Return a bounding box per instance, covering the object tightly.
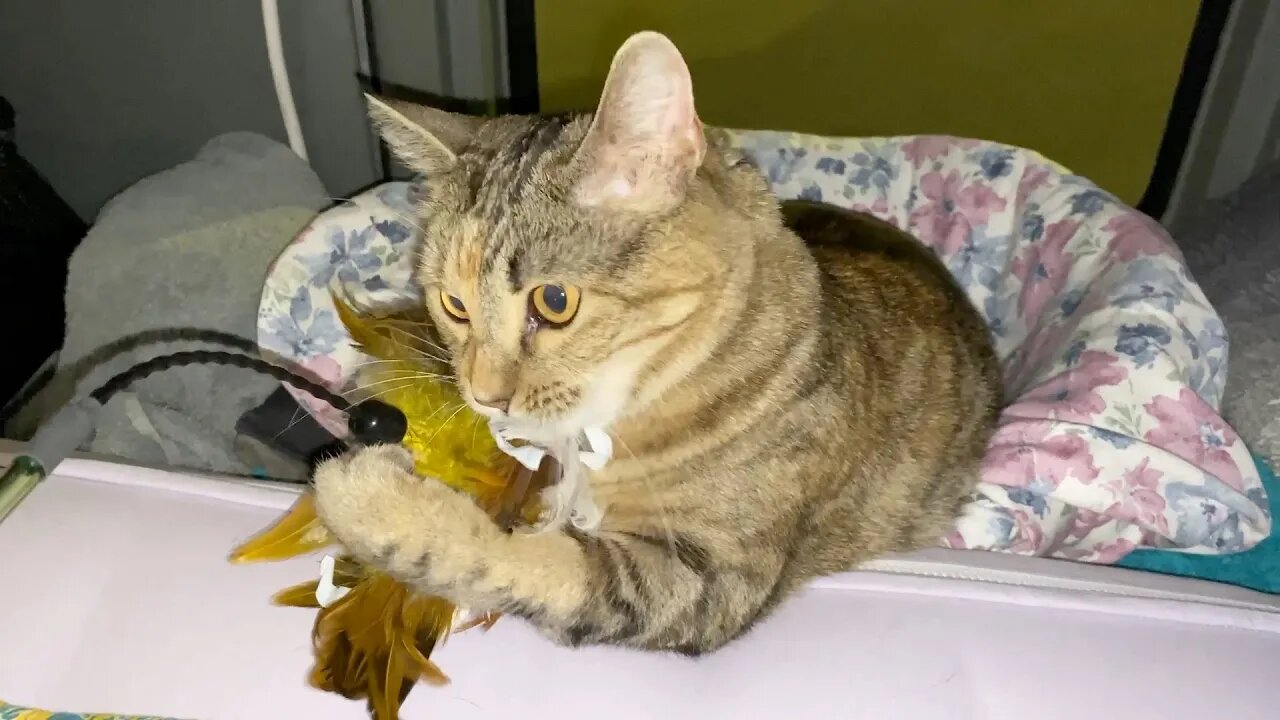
[3,452,1280,719]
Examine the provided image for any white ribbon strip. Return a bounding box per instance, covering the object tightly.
[315,554,352,608]
[489,423,614,471]
[489,424,549,471]
[579,427,613,471]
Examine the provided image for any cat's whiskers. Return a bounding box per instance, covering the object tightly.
[384,324,452,361]
[396,343,451,367]
[270,401,311,442]
[607,430,678,555]
[347,364,456,385]
[341,381,422,418]
[381,369,457,386]
[415,398,467,426]
[373,340,452,367]
[342,372,443,398]
[348,357,435,369]
[423,403,471,445]
[348,332,456,384]
[271,379,361,440]
[265,379,421,445]
[468,414,485,450]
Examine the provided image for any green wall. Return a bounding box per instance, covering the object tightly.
[535,1,1199,205]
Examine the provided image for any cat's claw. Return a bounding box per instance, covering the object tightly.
[569,496,603,532]
[527,479,601,533]
[530,482,574,533]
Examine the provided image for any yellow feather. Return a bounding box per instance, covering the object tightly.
[332,291,446,376]
[228,492,332,564]
[332,293,516,501]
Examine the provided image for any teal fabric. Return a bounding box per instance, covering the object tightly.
[1116,454,1279,593]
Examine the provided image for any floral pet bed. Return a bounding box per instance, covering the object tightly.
[0,701,177,720]
[257,130,1270,565]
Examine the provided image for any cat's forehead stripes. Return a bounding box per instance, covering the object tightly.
[448,216,486,287]
[438,113,636,294]
[451,115,577,290]
[507,253,525,291]
[463,115,573,224]
[504,115,573,207]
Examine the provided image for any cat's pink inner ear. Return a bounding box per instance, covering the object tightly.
[573,32,706,212]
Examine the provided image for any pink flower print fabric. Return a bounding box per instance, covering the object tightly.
[727,130,1268,561]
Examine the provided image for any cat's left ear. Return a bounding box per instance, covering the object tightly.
[364,93,482,175]
[572,32,706,213]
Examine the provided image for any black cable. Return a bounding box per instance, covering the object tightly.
[90,349,351,410]
[3,330,409,509]
[2,328,263,430]
[120,327,260,353]
[87,345,407,446]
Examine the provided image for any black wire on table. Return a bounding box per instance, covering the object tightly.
[90,349,351,412]
[84,328,407,446]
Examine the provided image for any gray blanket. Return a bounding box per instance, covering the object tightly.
[8,132,328,474]
[1175,159,1280,469]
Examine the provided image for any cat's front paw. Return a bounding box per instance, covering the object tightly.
[312,444,422,562]
[311,444,503,599]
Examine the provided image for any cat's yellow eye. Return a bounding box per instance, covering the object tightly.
[439,290,469,322]
[530,284,580,326]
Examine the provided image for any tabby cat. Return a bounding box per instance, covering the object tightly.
[313,31,1002,655]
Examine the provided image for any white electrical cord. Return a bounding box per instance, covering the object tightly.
[260,0,309,161]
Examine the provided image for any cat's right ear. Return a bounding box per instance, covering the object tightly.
[572,32,706,213]
[364,93,481,174]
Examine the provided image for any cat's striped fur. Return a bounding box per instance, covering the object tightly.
[313,32,1001,655]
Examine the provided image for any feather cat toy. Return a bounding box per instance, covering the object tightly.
[229,297,550,718]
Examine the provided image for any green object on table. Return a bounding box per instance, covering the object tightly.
[0,455,46,522]
[0,396,103,522]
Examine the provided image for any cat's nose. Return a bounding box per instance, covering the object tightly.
[472,392,511,414]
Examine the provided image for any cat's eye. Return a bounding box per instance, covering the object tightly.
[439,290,469,322]
[530,284,580,326]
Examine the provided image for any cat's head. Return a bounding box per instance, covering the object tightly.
[365,32,768,441]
